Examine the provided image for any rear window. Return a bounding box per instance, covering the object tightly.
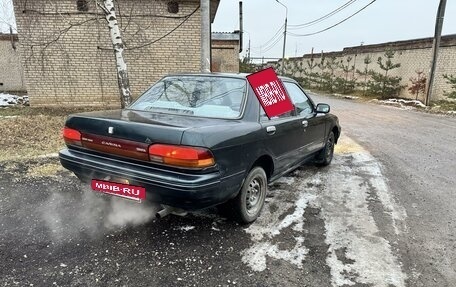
[129,76,247,119]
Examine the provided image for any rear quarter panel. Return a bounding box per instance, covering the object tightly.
[180,88,267,182]
[180,122,263,179]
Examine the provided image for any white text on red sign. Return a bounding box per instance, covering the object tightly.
[94,182,142,196]
[255,80,287,107]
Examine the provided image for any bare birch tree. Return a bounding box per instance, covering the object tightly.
[98,0,132,108]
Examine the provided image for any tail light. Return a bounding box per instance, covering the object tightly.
[148,144,215,168]
[63,127,82,146]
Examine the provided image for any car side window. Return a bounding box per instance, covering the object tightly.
[283,82,314,117]
[259,106,294,121]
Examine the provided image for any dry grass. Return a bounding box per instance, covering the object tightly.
[430,100,456,113]
[0,106,111,162]
[0,114,66,161]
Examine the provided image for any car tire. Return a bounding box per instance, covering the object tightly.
[219,167,267,224]
[315,131,335,166]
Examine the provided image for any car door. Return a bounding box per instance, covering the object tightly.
[259,108,306,175]
[283,81,327,156]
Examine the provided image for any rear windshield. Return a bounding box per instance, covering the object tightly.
[129,76,247,119]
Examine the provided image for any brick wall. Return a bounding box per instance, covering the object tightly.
[13,0,213,107]
[0,34,26,93]
[211,32,240,73]
[274,35,456,102]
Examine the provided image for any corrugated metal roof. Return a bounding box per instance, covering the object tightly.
[212,32,240,41]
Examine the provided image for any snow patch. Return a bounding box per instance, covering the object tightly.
[176,225,195,232]
[334,93,359,100]
[377,98,426,109]
[241,135,407,287]
[273,176,296,185]
[241,237,307,272]
[316,137,407,286]
[0,93,29,107]
[241,185,315,271]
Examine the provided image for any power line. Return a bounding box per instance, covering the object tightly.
[125,5,200,51]
[253,23,284,49]
[288,0,358,29]
[260,33,284,53]
[288,0,376,37]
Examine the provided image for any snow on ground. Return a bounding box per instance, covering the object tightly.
[176,225,196,232]
[0,93,29,107]
[241,135,407,287]
[333,93,360,100]
[374,98,426,110]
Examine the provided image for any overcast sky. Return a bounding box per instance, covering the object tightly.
[1,0,455,61]
[0,0,15,33]
[212,0,456,61]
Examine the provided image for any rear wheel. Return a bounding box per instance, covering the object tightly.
[219,167,267,224]
[315,131,335,166]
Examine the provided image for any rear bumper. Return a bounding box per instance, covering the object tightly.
[59,148,245,210]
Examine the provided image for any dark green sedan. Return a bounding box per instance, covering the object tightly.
[59,73,341,224]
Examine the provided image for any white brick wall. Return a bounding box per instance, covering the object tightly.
[13,0,203,107]
[212,40,240,73]
[0,36,26,92]
[278,37,456,102]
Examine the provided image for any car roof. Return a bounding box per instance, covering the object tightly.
[164,72,296,82]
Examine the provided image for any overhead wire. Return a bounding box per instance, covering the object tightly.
[257,0,354,54]
[249,0,376,58]
[260,33,284,53]
[253,23,285,50]
[124,5,200,50]
[288,0,359,29]
[288,0,376,37]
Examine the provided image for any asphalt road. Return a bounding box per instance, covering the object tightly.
[1,96,455,287]
[310,94,456,287]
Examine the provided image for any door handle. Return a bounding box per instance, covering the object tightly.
[266,126,276,134]
[302,120,308,128]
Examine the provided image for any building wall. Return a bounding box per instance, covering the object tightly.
[13,0,205,107]
[274,35,456,102]
[0,34,26,93]
[212,39,240,73]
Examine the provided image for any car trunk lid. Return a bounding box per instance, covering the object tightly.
[65,109,191,160]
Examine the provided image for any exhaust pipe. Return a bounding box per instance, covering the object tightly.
[156,205,173,219]
[156,205,188,219]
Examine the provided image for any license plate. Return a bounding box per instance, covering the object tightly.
[91,179,146,202]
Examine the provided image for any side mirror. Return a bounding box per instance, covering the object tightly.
[316,103,330,113]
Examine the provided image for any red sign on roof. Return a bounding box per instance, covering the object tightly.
[247,67,294,118]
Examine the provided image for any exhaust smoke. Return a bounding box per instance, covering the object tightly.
[40,184,161,242]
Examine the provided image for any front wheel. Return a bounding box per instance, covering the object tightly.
[315,131,335,166]
[219,167,267,224]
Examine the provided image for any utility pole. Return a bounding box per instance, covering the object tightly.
[248,38,251,63]
[239,1,243,53]
[201,0,211,72]
[425,0,447,106]
[276,0,287,75]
